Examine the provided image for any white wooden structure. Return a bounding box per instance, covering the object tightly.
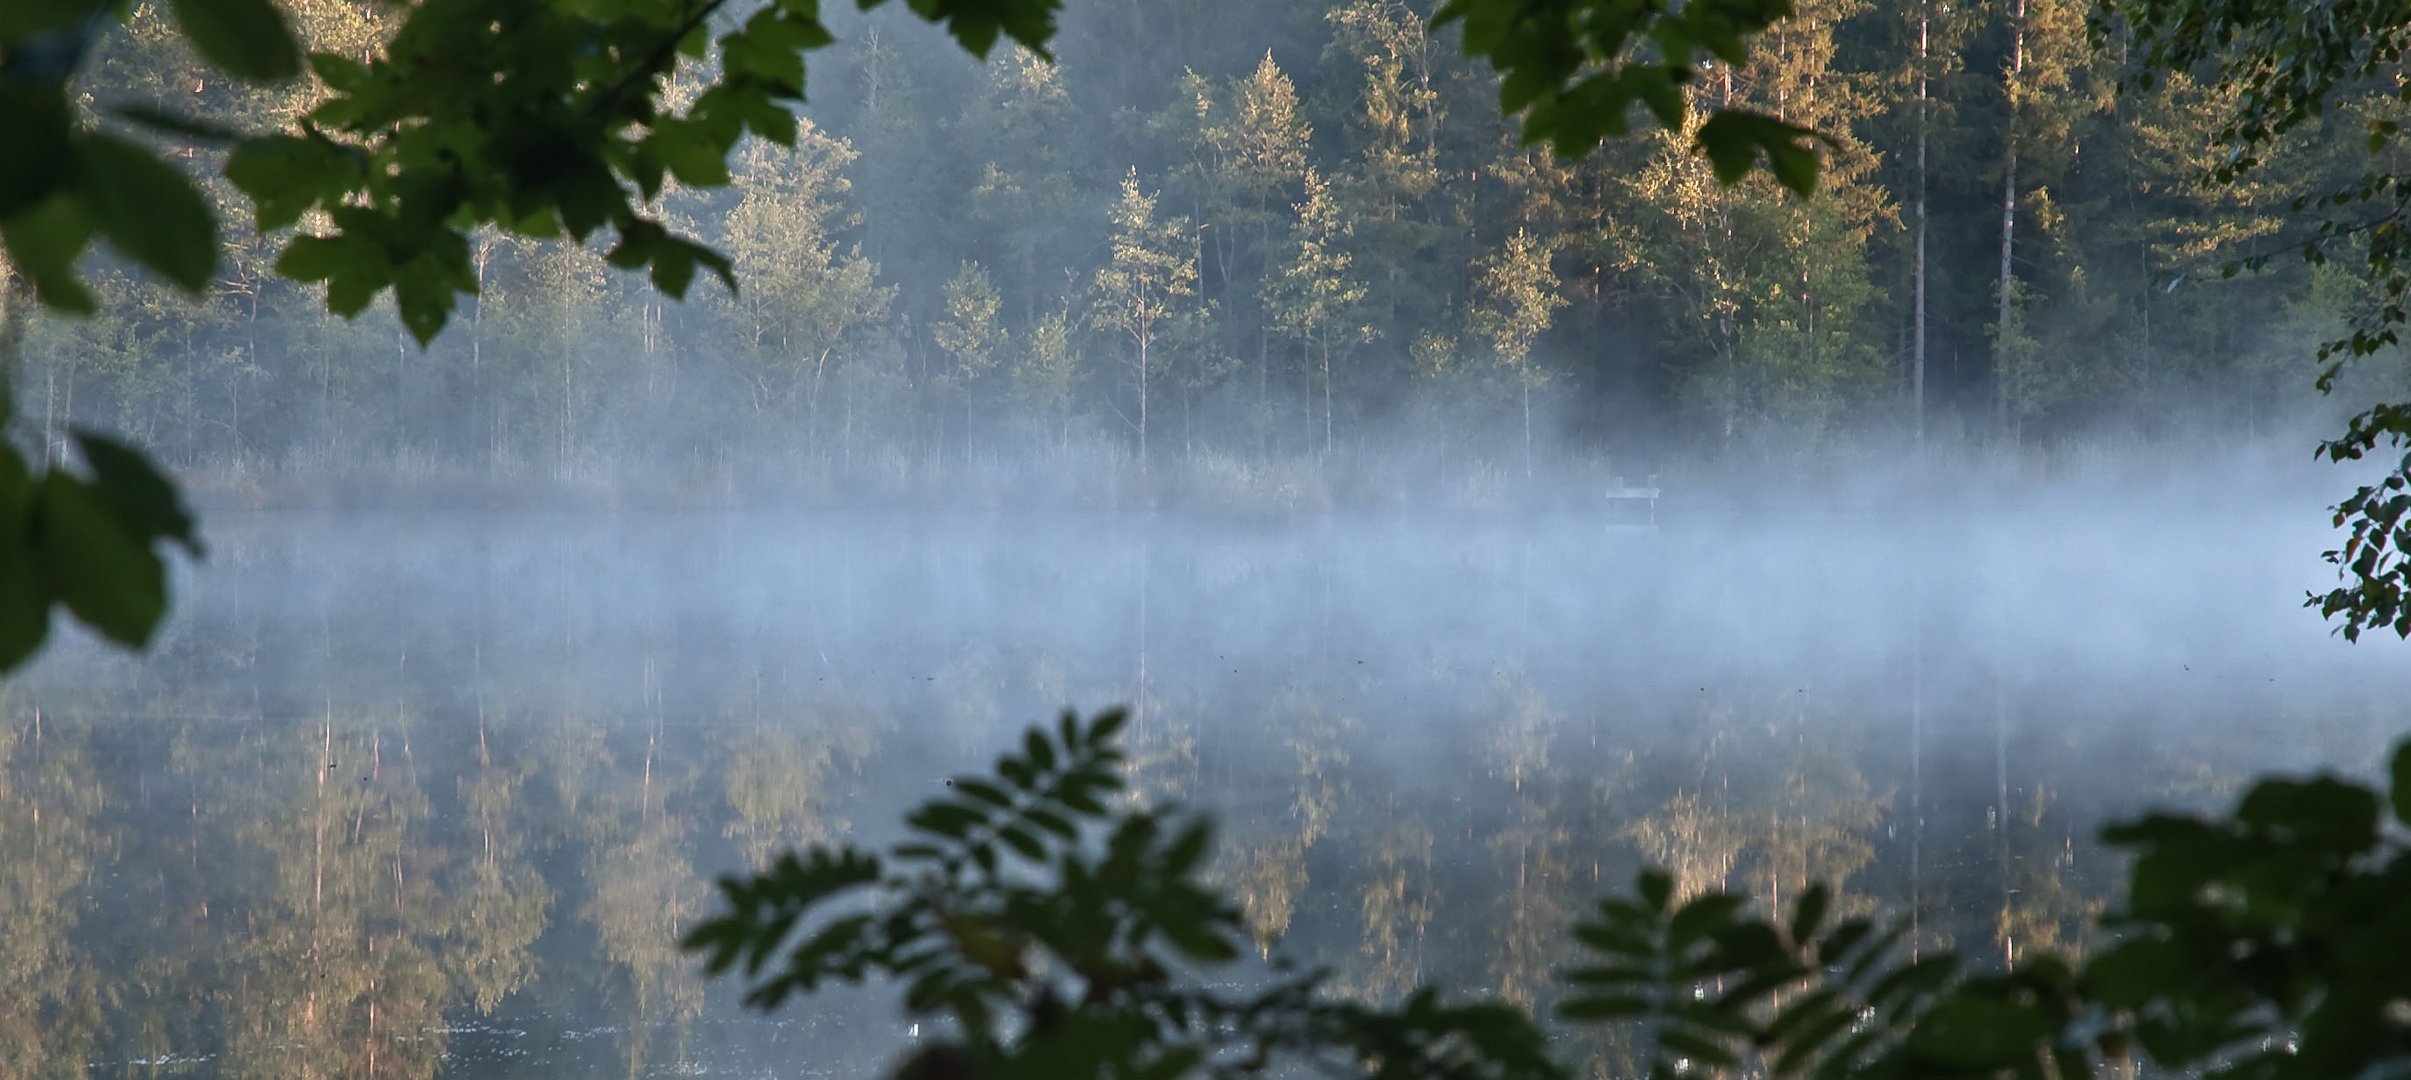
[1604,478,1660,528]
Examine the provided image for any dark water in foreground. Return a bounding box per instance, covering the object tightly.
[6,503,2405,1075]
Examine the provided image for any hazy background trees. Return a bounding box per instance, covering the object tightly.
[16,0,2395,509]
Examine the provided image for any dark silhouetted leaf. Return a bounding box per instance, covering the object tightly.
[76,133,216,290]
[75,434,200,555]
[167,0,301,79]
[33,473,166,647]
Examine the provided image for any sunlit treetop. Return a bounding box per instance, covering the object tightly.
[1435,0,1825,193]
[3,0,1817,346]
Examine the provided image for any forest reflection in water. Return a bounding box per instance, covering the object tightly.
[3,503,2404,1076]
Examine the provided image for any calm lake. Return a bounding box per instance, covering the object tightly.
[7,498,2404,1075]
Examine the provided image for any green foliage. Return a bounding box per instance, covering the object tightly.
[0,0,1061,674]
[1434,0,1828,195]
[697,717,2411,1080]
[939,261,1009,384]
[2091,0,2404,164]
[1566,733,2411,1080]
[1266,169,1374,452]
[3,1,225,309]
[2311,441,2411,641]
[2084,761,2411,1079]
[2097,0,2411,637]
[1563,880,1930,1077]
[1469,229,1564,375]
[0,431,202,671]
[167,0,301,81]
[686,709,1561,1079]
[1090,169,1204,465]
[4,0,1067,340]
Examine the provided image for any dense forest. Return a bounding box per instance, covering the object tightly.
[17,0,2405,506]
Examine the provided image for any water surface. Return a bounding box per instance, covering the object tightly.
[8,501,2402,1074]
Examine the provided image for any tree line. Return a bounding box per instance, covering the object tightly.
[14,0,2397,501]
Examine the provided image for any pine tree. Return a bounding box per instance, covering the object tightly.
[1162,53,1313,441]
[1610,0,1895,452]
[1990,0,2103,444]
[1323,0,1455,392]
[962,47,1081,326]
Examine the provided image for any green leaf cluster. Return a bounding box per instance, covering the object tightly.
[0,432,202,671]
[2098,0,2411,639]
[2,0,236,310]
[0,0,1064,674]
[1564,741,2411,1080]
[8,0,1070,350]
[699,718,2411,1080]
[1433,0,1827,196]
[2082,749,2411,1079]
[1562,874,2113,1079]
[2309,435,2411,641]
[686,709,1560,1079]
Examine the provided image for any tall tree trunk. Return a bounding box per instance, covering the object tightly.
[239,267,258,469]
[966,395,979,472]
[1136,333,1151,478]
[1321,339,1334,457]
[1521,378,1533,479]
[181,327,196,465]
[55,370,72,468]
[1258,206,1279,454]
[1263,306,1282,458]
[321,328,334,450]
[1997,0,2024,442]
[1914,1,1930,447]
[809,346,832,473]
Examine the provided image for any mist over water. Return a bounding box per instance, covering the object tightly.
[8,451,2405,1075]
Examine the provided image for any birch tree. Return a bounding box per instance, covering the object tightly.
[935,261,1008,460]
[1470,228,1567,476]
[1267,170,1376,455]
[1011,304,1084,447]
[1091,169,1201,475]
[717,129,896,466]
